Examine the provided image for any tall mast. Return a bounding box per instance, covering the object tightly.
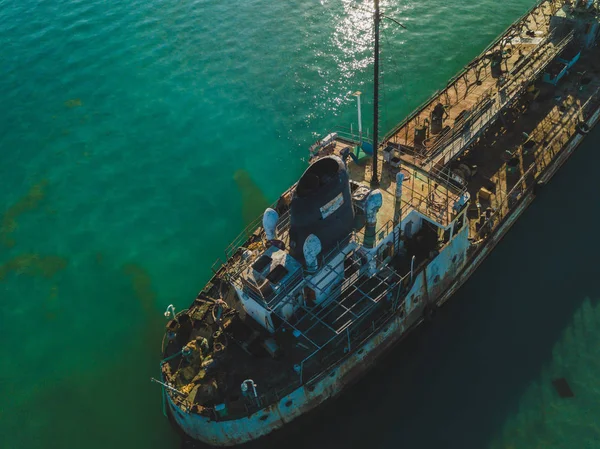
[371,0,380,187]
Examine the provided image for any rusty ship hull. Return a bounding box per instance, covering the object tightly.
[159,0,600,446]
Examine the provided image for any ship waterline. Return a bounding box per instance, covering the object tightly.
[159,0,600,445]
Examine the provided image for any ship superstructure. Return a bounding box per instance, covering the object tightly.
[157,0,600,445]
[160,152,468,438]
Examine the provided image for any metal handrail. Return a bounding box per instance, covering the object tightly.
[382,0,559,142]
[251,301,405,409]
[429,29,573,166]
[475,86,600,239]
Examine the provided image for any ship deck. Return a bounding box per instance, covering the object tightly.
[161,251,408,420]
[315,139,465,240]
[161,0,600,426]
[463,46,600,239]
[386,0,573,169]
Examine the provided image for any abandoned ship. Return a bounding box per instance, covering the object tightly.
[155,0,600,445]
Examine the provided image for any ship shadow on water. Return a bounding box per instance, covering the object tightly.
[182,129,600,449]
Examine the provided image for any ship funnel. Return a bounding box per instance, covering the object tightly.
[289,156,354,260]
[363,189,383,248]
[394,172,405,227]
[262,208,279,241]
[303,234,322,274]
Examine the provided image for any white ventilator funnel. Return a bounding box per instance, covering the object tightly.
[303,234,322,273]
[262,208,279,240]
[365,189,383,224]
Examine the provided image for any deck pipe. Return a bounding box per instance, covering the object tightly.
[393,172,405,227]
[393,172,405,254]
[164,304,177,323]
[241,379,259,407]
[364,189,383,248]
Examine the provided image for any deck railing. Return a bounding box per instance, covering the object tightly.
[426,29,573,167]
[474,87,600,240]
[248,270,411,413]
[165,256,421,420]
[382,0,561,143]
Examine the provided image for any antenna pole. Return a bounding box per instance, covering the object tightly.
[356,92,362,142]
[371,0,380,187]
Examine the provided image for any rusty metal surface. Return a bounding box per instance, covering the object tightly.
[167,238,468,445]
[166,101,600,445]
[161,1,600,444]
[438,99,600,308]
[167,96,600,448]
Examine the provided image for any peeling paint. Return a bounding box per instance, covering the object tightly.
[166,67,600,446]
[167,230,469,446]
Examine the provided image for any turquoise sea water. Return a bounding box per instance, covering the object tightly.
[1,0,598,448]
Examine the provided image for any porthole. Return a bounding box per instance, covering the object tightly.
[357,348,365,355]
[285,400,293,407]
[259,414,269,421]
